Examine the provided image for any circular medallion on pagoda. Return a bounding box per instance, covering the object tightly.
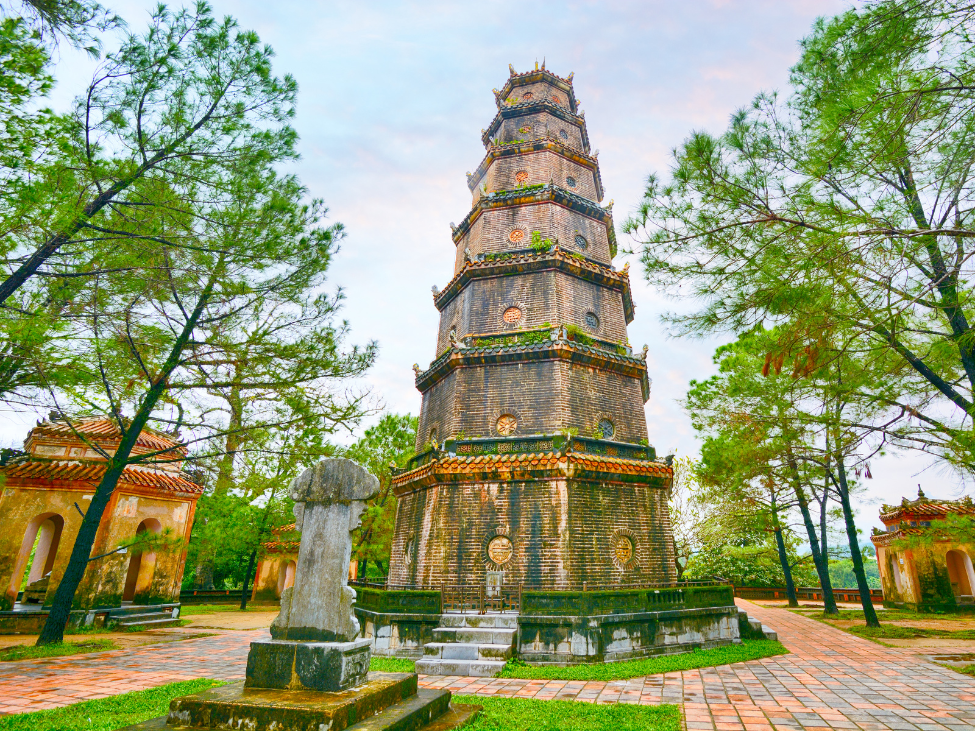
[515,170,529,185]
[614,535,634,565]
[566,175,577,188]
[585,311,600,330]
[503,306,522,324]
[508,228,526,244]
[559,129,569,141]
[522,91,534,100]
[551,94,562,105]
[575,234,588,250]
[598,418,615,439]
[496,413,517,435]
[487,536,513,565]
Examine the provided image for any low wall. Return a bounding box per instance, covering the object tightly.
[355,608,441,658]
[0,602,180,634]
[733,586,884,605]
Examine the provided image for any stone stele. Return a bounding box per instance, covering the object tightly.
[246,458,380,692]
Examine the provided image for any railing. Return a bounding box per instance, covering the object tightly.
[733,586,884,604]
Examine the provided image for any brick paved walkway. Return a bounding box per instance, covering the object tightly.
[0,601,973,729]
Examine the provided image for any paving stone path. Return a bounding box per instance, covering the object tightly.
[0,600,972,729]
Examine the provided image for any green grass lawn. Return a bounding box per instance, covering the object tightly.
[0,639,117,662]
[846,625,975,640]
[0,678,224,731]
[495,639,787,681]
[369,656,416,673]
[792,607,974,622]
[179,603,277,615]
[456,696,680,731]
[955,664,975,678]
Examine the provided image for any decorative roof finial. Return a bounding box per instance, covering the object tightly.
[606,199,614,211]
[535,60,539,71]
[918,484,926,499]
[464,247,471,263]
[509,63,516,76]
[541,57,546,70]
[567,72,574,83]
[431,285,439,296]
[449,330,460,348]
[412,364,421,377]
[642,345,649,360]
[449,222,457,233]
[621,262,630,275]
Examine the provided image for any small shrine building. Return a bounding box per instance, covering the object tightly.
[871,489,975,610]
[0,416,202,611]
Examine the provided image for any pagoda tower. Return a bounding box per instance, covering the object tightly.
[388,65,675,594]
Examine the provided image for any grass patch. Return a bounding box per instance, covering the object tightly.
[0,639,116,662]
[179,603,277,615]
[455,696,680,731]
[954,664,975,677]
[847,625,975,640]
[793,608,973,622]
[0,678,224,731]
[369,656,416,673]
[496,639,787,681]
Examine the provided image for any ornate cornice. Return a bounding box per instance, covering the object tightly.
[495,66,577,113]
[392,450,671,496]
[451,183,616,257]
[879,493,975,524]
[467,138,603,201]
[414,337,651,402]
[434,248,634,323]
[481,100,590,152]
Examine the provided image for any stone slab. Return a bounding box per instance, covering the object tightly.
[120,674,417,731]
[245,638,372,691]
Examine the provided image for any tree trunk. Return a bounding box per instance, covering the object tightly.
[796,485,839,615]
[786,454,838,614]
[770,495,798,607]
[240,549,257,611]
[36,273,216,645]
[833,452,881,627]
[773,526,799,607]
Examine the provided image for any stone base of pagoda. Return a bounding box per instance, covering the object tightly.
[388,450,675,589]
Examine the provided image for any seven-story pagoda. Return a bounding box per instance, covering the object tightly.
[388,65,676,594]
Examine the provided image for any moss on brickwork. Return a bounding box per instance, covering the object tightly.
[521,584,733,616]
[355,588,441,614]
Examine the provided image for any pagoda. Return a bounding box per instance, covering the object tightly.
[388,64,676,595]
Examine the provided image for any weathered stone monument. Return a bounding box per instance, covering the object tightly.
[125,458,479,731]
[247,459,377,691]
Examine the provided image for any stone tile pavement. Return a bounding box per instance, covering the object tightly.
[0,600,972,729]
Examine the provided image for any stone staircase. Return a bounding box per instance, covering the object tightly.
[115,608,182,630]
[416,613,517,677]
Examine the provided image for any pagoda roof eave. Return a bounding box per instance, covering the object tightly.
[415,340,651,402]
[481,101,590,151]
[451,184,617,257]
[433,249,634,323]
[392,450,671,495]
[879,496,975,524]
[496,68,578,112]
[467,138,603,200]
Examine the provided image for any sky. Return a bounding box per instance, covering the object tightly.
[4,0,967,532]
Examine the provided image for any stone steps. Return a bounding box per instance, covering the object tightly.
[417,614,517,677]
[115,611,181,629]
[423,642,513,660]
